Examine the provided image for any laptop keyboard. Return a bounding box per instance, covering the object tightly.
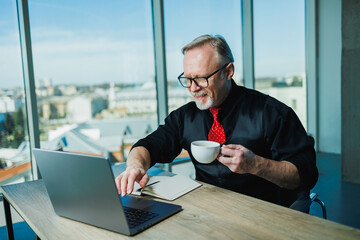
[123,206,159,228]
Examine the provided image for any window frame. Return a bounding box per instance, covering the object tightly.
[14,0,316,183]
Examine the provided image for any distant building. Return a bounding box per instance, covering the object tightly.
[36,85,63,97]
[58,85,78,96]
[67,95,107,123]
[168,87,193,113]
[108,78,192,117]
[36,77,67,97]
[91,96,107,118]
[67,96,92,123]
[41,102,51,120]
[37,77,53,88]
[38,96,71,120]
[108,78,157,116]
[43,118,157,163]
[256,73,307,129]
[0,95,23,113]
[0,142,32,185]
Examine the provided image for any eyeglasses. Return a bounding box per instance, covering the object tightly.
[177,63,229,88]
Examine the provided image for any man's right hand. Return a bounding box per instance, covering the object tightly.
[115,146,151,196]
[115,166,150,196]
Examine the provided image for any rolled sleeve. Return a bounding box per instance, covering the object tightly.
[263,97,319,189]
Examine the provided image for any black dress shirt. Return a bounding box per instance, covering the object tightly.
[133,80,318,206]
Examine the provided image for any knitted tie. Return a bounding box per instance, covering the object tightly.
[208,108,226,144]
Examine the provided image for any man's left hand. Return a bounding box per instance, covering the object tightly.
[218,144,301,189]
[217,144,260,174]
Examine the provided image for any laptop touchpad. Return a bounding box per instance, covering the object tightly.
[121,195,154,209]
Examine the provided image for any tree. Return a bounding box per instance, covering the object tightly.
[15,108,24,127]
[4,113,15,135]
[50,103,59,119]
[292,76,302,87]
[1,110,26,148]
[14,108,25,147]
[13,127,24,148]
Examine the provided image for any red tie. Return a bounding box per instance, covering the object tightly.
[208,108,226,144]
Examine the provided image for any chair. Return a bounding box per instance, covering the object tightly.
[289,190,327,219]
[309,192,327,219]
[288,135,326,218]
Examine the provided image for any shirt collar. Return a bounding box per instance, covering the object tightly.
[217,79,240,113]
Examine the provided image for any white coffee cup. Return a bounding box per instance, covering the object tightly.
[191,140,220,164]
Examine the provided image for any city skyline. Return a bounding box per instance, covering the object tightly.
[1,0,305,89]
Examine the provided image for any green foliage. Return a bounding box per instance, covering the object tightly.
[4,113,15,134]
[49,103,59,119]
[0,109,26,148]
[292,76,303,86]
[15,108,24,127]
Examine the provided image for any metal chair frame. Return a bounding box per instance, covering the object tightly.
[310,192,327,219]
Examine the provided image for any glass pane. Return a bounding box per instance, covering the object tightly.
[0,1,32,186]
[29,0,156,162]
[163,0,243,177]
[253,0,307,129]
[164,0,243,113]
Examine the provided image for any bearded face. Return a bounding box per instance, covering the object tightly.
[191,89,214,110]
[183,44,233,111]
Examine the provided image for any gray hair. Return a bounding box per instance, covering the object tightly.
[182,34,234,66]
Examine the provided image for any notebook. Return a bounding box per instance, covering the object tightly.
[131,175,201,201]
[32,148,182,236]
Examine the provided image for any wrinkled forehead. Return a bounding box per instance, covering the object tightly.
[183,44,219,76]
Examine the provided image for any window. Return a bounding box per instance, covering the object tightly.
[164,0,243,113]
[1,0,311,184]
[162,0,243,178]
[0,1,32,186]
[253,0,307,128]
[28,0,156,162]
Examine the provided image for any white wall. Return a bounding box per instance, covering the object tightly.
[318,0,342,154]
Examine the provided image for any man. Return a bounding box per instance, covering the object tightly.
[116,35,318,206]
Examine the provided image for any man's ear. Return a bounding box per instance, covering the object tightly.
[226,63,235,81]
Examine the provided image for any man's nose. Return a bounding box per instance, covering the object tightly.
[189,81,201,92]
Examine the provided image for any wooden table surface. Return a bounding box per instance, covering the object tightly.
[2,177,360,240]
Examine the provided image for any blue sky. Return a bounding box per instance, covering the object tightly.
[0,0,305,89]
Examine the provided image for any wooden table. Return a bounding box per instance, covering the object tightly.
[1,169,360,240]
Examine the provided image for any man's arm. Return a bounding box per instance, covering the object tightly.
[115,146,152,196]
[218,144,301,189]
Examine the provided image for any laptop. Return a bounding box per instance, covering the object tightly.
[33,148,182,236]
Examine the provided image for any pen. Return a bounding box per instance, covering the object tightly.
[144,181,160,188]
[137,181,160,192]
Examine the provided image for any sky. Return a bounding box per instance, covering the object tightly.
[0,0,305,89]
